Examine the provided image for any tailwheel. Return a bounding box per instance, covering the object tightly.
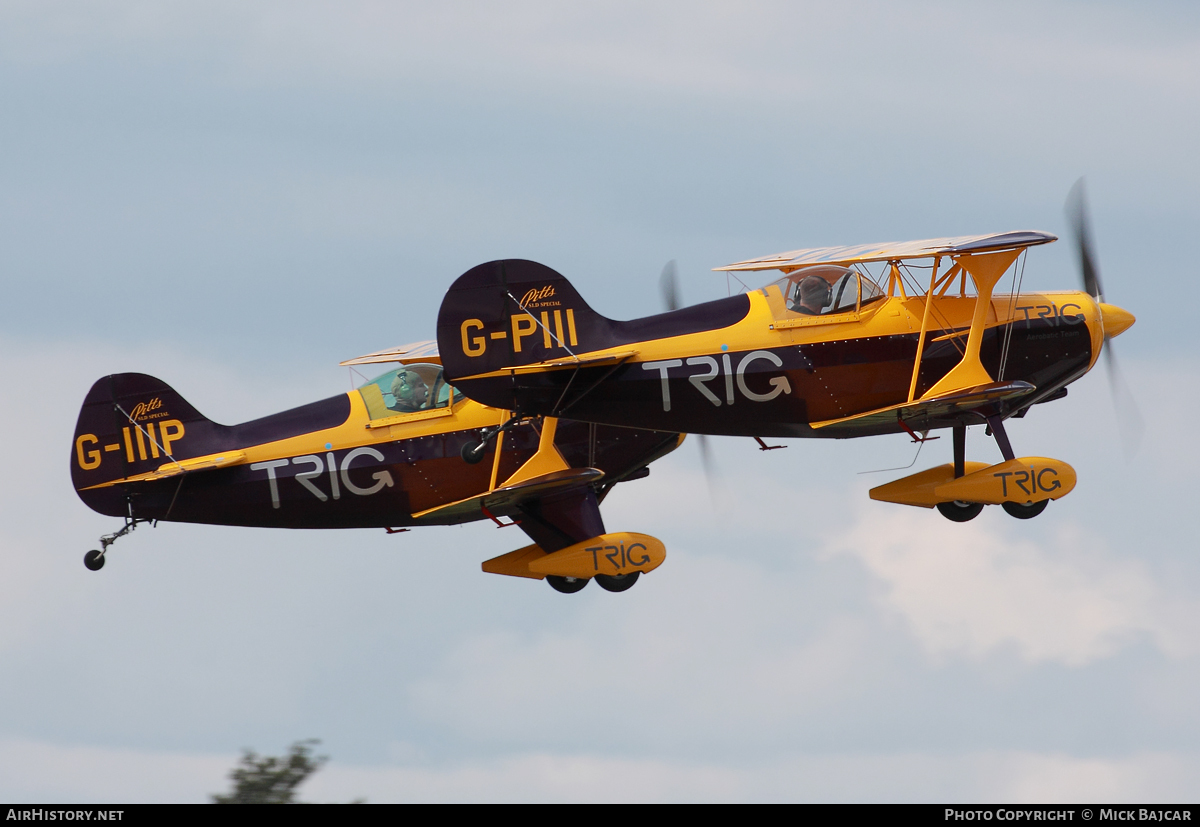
[83,517,150,572]
[1002,500,1049,520]
[546,575,588,594]
[595,572,640,593]
[936,501,984,523]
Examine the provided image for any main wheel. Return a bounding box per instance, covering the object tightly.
[1002,500,1049,520]
[546,575,588,594]
[936,501,984,523]
[83,550,106,571]
[595,572,640,592]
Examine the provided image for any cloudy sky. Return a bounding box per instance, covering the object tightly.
[1,0,1198,802]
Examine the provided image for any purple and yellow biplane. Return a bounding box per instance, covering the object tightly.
[73,187,1133,593]
[434,192,1134,528]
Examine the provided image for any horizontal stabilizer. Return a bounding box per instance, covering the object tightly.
[476,349,640,379]
[81,450,249,490]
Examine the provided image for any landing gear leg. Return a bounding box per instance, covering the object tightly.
[987,415,1049,518]
[84,517,150,572]
[985,415,1016,462]
[953,423,966,479]
[937,423,983,522]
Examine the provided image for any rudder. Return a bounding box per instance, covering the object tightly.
[70,373,226,513]
[436,259,618,381]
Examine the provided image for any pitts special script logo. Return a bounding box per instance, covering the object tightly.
[130,397,170,422]
[519,285,559,309]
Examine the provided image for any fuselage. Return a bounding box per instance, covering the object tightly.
[450,288,1110,438]
[72,376,679,529]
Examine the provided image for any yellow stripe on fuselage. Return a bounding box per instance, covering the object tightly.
[451,290,1102,382]
[81,392,508,490]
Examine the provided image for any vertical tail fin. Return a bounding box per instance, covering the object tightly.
[435,259,617,381]
[70,373,221,514]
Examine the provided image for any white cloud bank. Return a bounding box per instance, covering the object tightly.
[826,511,1196,666]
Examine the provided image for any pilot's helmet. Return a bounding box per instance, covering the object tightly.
[799,275,833,308]
[392,370,428,406]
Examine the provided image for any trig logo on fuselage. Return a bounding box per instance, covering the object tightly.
[642,351,793,411]
[250,447,394,509]
[1014,301,1086,327]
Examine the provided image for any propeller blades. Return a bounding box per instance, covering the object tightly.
[1103,345,1144,459]
[658,259,720,500]
[1064,178,1144,458]
[660,259,681,312]
[696,427,719,502]
[1066,178,1104,304]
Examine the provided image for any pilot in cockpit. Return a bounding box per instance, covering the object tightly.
[391,370,430,412]
[792,275,833,316]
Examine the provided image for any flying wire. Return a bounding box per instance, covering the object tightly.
[901,261,965,358]
[997,250,1027,381]
[113,402,186,473]
[502,287,587,413]
[725,272,753,296]
[505,289,581,362]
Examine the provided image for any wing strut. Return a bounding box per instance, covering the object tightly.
[919,249,1022,400]
[907,255,942,402]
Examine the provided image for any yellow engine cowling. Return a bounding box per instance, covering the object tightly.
[870,457,1076,508]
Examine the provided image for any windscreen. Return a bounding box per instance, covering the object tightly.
[356,362,461,420]
[763,265,883,316]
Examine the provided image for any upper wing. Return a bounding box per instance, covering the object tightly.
[339,340,441,367]
[715,231,1057,272]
